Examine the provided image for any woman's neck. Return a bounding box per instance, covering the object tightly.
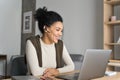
[41,35,53,44]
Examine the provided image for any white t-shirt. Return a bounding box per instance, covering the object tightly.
[26,38,74,76]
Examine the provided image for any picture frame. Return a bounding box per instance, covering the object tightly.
[23,11,32,33]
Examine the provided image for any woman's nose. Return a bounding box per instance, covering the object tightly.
[59,32,62,36]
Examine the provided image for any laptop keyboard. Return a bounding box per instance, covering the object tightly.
[56,73,79,80]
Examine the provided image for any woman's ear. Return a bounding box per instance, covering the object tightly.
[44,26,50,33]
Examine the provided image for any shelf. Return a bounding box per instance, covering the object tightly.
[105,20,120,25]
[108,62,120,67]
[105,0,120,5]
[108,60,120,67]
[104,0,120,71]
[105,43,120,45]
[0,55,7,77]
[109,60,120,63]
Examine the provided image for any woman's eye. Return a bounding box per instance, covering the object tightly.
[56,29,60,31]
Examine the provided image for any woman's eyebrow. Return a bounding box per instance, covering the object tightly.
[56,26,63,29]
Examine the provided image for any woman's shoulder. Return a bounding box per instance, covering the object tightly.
[56,40,63,46]
[58,39,63,43]
[27,35,40,40]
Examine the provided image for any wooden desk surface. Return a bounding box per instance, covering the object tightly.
[2,71,120,80]
[92,72,120,80]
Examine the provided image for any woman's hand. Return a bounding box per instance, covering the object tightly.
[44,68,59,76]
[41,68,59,79]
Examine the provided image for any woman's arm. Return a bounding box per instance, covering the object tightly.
[26,40,46,76]
[57,45,75,73]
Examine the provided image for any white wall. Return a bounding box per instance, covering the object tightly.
[36,0,103,55]
[0,0,21,75]
[0,0,103,75]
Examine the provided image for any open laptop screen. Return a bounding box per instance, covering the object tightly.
[56,49,111,80]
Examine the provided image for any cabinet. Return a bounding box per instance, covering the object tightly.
[104,0,120,70]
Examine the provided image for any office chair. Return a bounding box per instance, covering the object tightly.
[10,55,27,76]
[70,54,84,70]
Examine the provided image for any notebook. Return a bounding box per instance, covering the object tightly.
[56,49,112,80]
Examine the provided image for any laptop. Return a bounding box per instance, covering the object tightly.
[12,76,40,80]
[56,49,112,80]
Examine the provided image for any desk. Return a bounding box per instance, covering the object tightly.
[92,72,120,80]
[58,71,120,80]
[0,55,7,77]
[2,71,120,80]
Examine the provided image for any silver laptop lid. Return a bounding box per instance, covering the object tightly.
[78,49,111,80]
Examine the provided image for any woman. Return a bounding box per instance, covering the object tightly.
[26,7,74,79]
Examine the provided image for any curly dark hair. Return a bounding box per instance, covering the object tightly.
[34,7,63,34]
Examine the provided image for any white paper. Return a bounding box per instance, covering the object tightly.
[117,36,120,43]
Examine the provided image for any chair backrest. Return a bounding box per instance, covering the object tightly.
[70,54,84,70]
[10,55,27,76]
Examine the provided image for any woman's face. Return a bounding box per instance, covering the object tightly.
[46,21,63,43]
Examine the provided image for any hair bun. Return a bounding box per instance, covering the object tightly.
[42,7,47,12]
[34,6,48,21]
